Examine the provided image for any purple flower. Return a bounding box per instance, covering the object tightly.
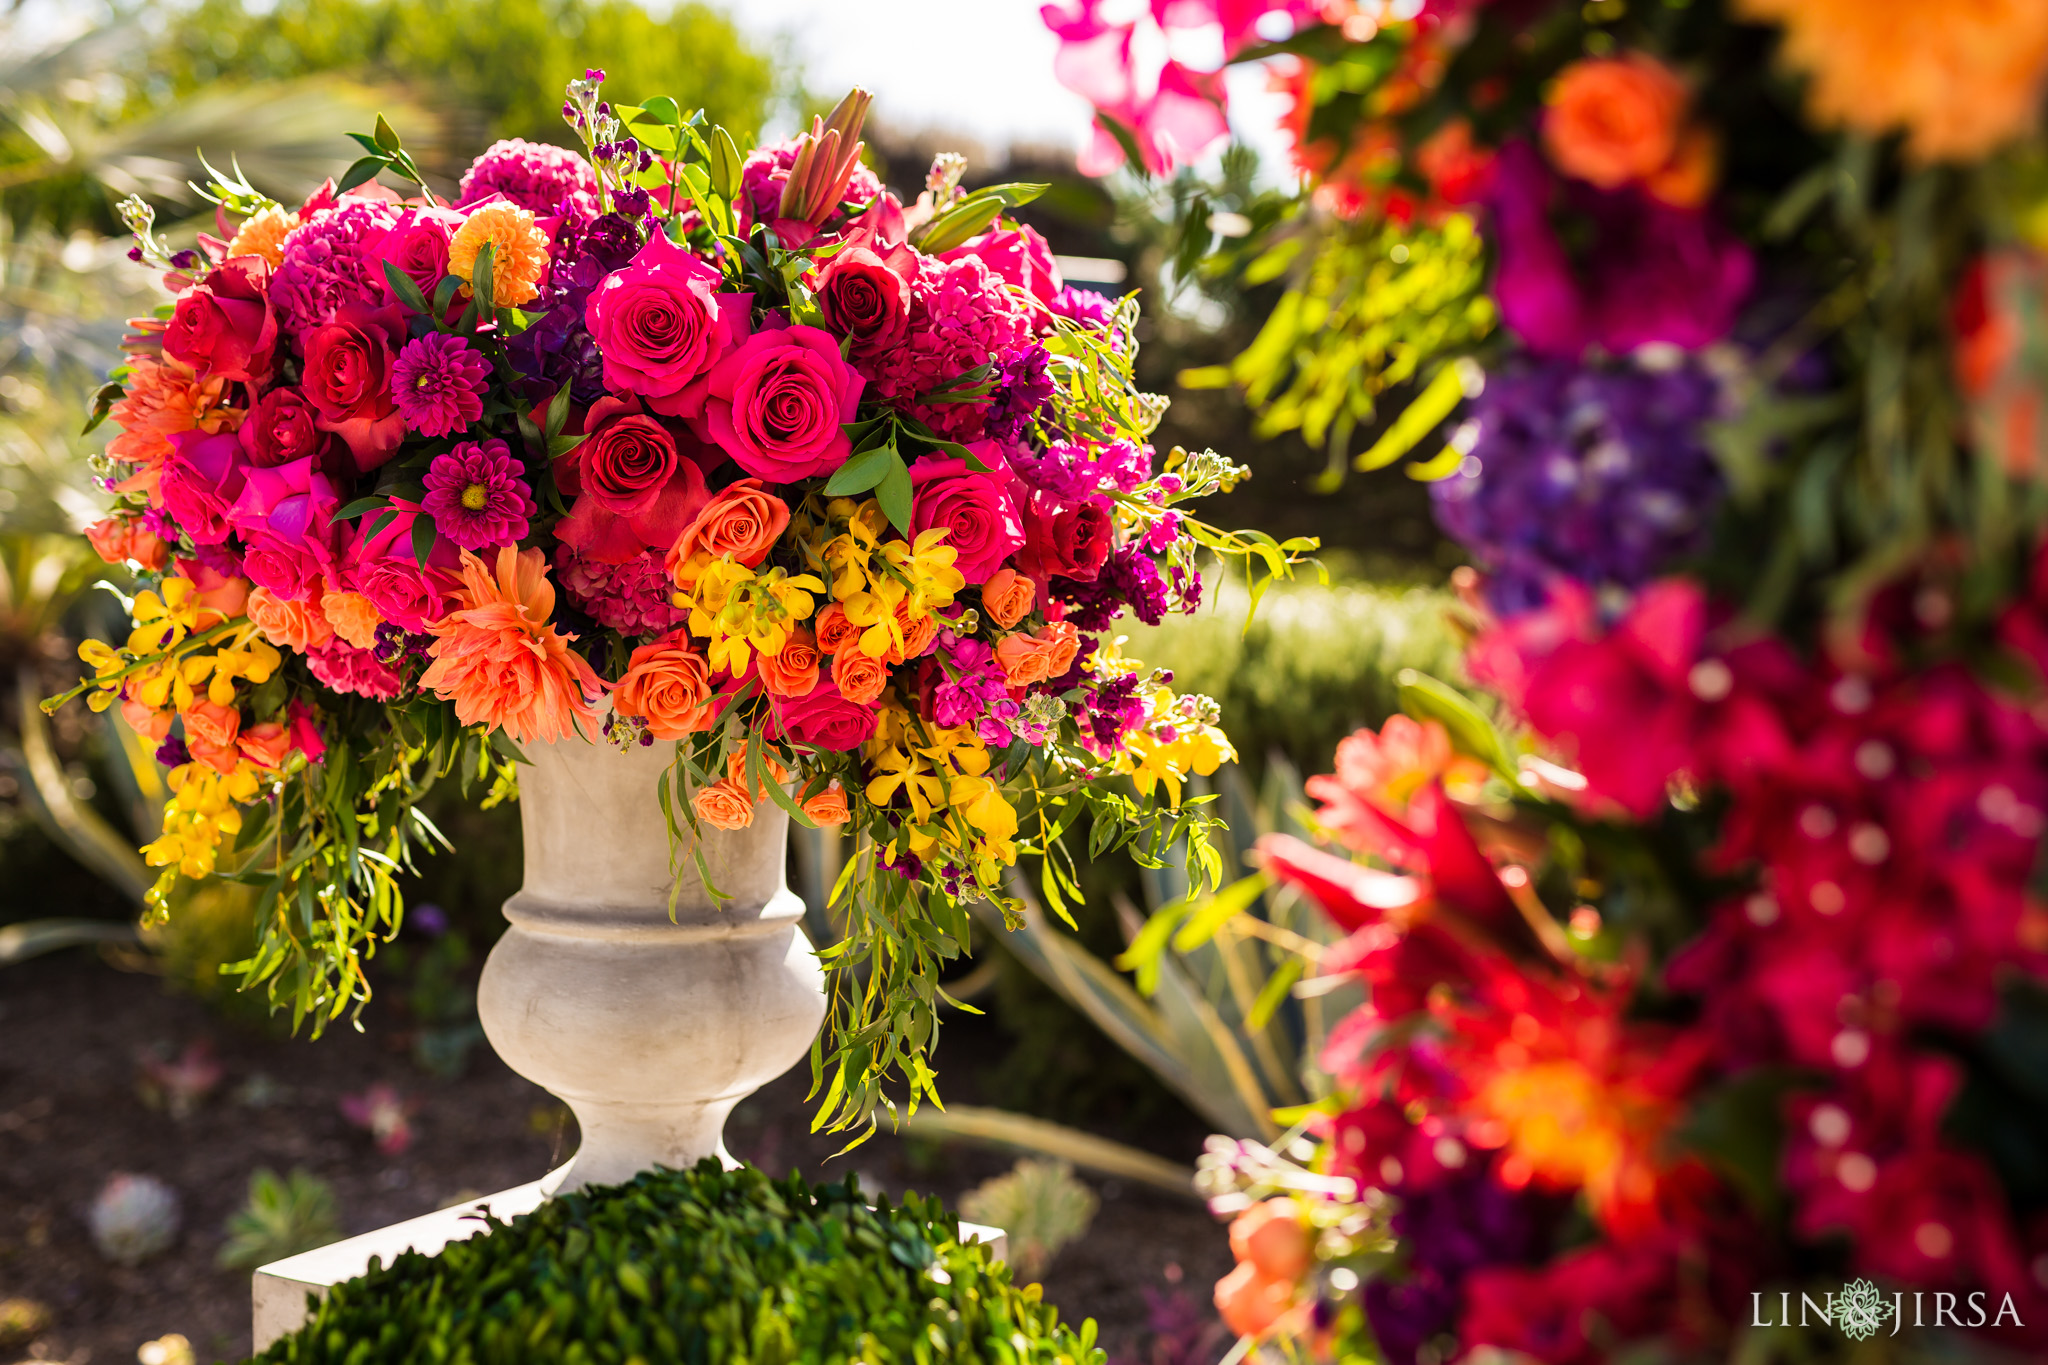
[983,342,1054,444]
[1429,354,1726,615]
[1076,670,1146,757]
[505,211,645,407]
[390,332,489,438]
[1054,544,1171,631]
[1050,284,1116,332]
[421,438,536,551]
[457,138,600,224]
[1011,438,1152,500]
[155,736,192,768]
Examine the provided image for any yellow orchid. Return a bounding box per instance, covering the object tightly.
[678,557,825,675]
[128,577,225,654]
[865,744,944,823]
[141,759,263,879]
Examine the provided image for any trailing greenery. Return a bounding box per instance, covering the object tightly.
[253,1161,1106,1365]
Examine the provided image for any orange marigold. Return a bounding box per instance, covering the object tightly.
[447,201,551,307]
[1736,0,2048,161]
[419,546,605,744]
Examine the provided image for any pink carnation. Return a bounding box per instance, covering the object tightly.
[391,332,489,438]
[863,256,1034,441]
[552,544,688,636]
[305,639,404,701]
[270,198,401,338]
[457,139,600,224]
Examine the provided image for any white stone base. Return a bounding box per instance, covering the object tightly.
[251,1168,1007,1352]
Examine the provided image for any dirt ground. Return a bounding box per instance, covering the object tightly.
[0,949,1232,1365]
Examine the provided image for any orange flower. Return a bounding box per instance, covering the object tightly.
[121,696,173,742]
[321,589,385,651]
[801,780,850,826]
[813,602,861,655]
[612,630,719,740]
[181,697,241,751]
[830,648,889,705]
[247,585,334,652]
[1736,0,2048,161]
[994,621,1080,687]
[758,627,821,698]
[1228,1200,1312,1283]
[892,598,938,661]
[1542,54,1688,190]
[105,354,238,469]
[226,205,299,268]
[1213,1262,1295,1340]
[84,516,168,571]
[447,201,551,306]
[692,777,757,831]
[236,720,295,770]
[724,748,791,798]
[1642,126,1718,209]
[980,568,1035,630]
[185,562,252,617]
[666,479,791,587]
[419,547,606,744]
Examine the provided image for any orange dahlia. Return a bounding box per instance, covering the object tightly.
[1737,0,2048,161]
[420,546,605,744]
[447,201,551,307]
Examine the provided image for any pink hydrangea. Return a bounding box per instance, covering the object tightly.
[863,256,1034,441]
[270,198,401,338]
[305,639,404,701]
[390,332,489,438]
[457,139,600,224]
[552,544,688,636]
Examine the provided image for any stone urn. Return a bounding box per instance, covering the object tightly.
[476,733,827,1190]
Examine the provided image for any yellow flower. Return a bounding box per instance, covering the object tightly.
[141,760,264,879]
[129,577,224,654]
[448,201,551,306]
[677,557,825,675]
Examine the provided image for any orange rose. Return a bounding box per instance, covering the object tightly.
[981,567,1034,630]
[613,631,719,740]
[813,602,861,655]
[758,627,821,698]
[321,589,385,650]
[181,561,251,617]
[187,735,242,775]
[181,698,241,751]
[1542,53,1688,190]
[84,516,168,571]
[1213,1261,1295,1340]
[665,479,791,587]
[121,696,173,742]
[893,599,938,661]
[830,647,889,705]
[724,748,790,797]
[236,720,295,770]
[801,780,850,827]
[994,621,1080,687]
[1229,1199,1312,1283]
[247,586,335,651]
[692,777,756,831]
[1642,126,1718,208]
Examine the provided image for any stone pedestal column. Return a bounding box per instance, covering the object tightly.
[476,735,826,1191]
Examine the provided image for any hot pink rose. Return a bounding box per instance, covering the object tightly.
[287,699,327,765]
[767,675,879,752]
[816,246,911,356]
[907,444,1026,584]
[941,223,1063,309]
[158,430,247,545]
[1016,488,1114,583]
[302,321,405,472]
[228,454,340,599]
[238,387,328,468]
[585,229,750,416]
[341,501,461,631]
[694,324,863,482]
[373,205,464,307]
[163,256,277,384]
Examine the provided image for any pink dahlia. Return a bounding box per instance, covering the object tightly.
[552,544,687,636]
[390,332,489,437]
[422,438,536,551]
[864,255,1035,441]
[270,197,401,339]
[458,139,600,224]
[305,638,404,701]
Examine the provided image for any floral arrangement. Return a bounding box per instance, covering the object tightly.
[1050,0,2048,1360]
[53,80,1311,1133]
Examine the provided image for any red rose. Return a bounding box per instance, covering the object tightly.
[696,325,864,482]
[238,387,328,468]
[766,675,879,752]
[1017,489,1114,582]
[302,322,405,473]
[163,257,277,385]
[579,414,679,515]
[816,246,910,356]
[907,444,1025,585]
[373,205,464,308]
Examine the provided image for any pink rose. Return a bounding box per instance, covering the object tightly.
[585,230,750,416]
[287,699,327,765]
[302,322,405,472]
[228,455,340,599]
[373,205,464,307]
[767,675,879,752]
[941,223,1063,309]
[1016,489,1114,584]
[341,501,461,631]
[695,325,864,482]
[238,387,329,468]
[158,431,247,546]
[907,444,1026,584]
[163,256,277,384]
[816,246,911,356]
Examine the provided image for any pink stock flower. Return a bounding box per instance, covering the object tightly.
[421,438,536,551]
[390,332,489,438]
[940,223,1064,311]
[864,256,1034,442]
[269,196,400,339]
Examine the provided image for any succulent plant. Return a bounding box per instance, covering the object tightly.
[960,1158,1100,1281]
[219,1168,341,1270]
[88,1173,180,1266]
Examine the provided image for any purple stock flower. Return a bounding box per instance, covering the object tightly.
[983,342,1055,444]
[1429,355,1726,616]
[1054,544,1171,631]
[390,332,489,438]
[421,438,536,551]
[155,735,192,768]
[506,211,645,406]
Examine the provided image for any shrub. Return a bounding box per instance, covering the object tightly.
[255,1161,1105,1365]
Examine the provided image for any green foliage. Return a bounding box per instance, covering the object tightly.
[219,1168,341,1271]
[254,1161,1106,1365]
[145,0,777,160]
[958,1159,1098,1282]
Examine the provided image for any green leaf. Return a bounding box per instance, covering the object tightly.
[1114,898,1191,998]
[1246,957,1305,1032]
[372,113,402,152]
[431,273,463,316]
[1396,668,1517,782]
[410,515,437,569]
[334,495,390,522]
[470,240,495,315]
[1169,873,1269,953]
[545,384,573,439]
[345,131,385,157]
[81,380,125,436]
[336,156,388,194]
[875,463,914,537]
[1355,358,1475,472]
[380,259,430,316]
[823,446,900,497]
[640,95,682,127]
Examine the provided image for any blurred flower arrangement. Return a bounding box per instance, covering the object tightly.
[46,76,1315,1134]
[1052,0,2048,1361]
